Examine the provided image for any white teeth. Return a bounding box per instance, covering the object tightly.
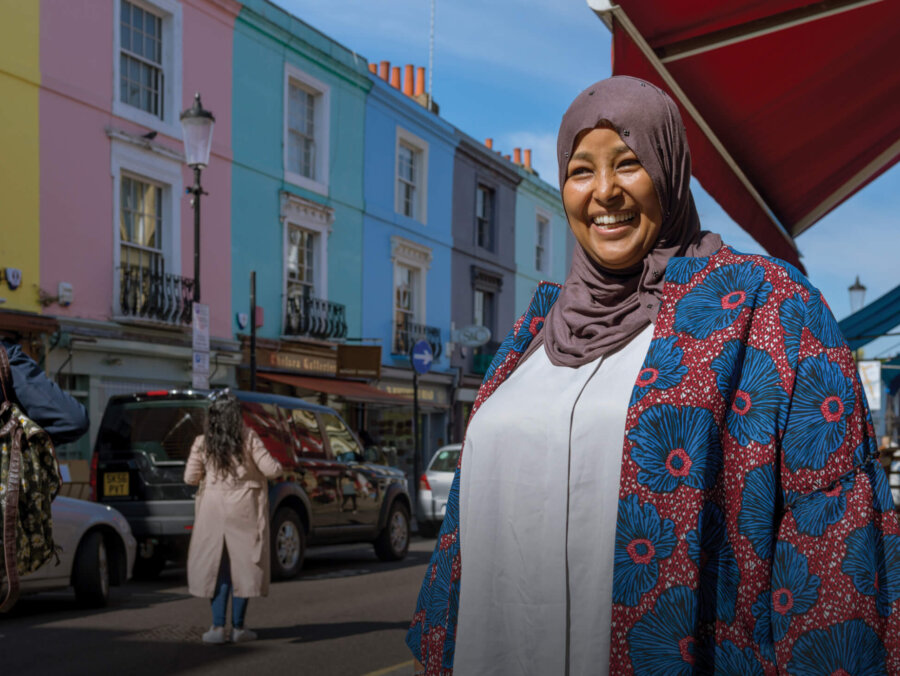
[593,212,635,226]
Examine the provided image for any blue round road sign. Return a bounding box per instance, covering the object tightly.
[411,340,434,375]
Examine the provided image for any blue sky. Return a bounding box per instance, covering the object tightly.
[279,0,899,357]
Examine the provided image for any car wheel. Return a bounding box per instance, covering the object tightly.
[73,531,111,608]
[271,508,305,580]
[374,502,410,561]
[417,520,438,538]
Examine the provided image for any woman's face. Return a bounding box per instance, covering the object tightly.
[562,126,663,271]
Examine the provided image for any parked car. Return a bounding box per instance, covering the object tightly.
[20,496,136,607]
[91,390,411,579]
[417,443,461,538]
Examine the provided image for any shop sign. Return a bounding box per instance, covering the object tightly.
[859,360,882,411]
[336,344,382,379]
[380,383,448,405]
[265,349,337,376]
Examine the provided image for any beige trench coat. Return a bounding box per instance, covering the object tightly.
[184,427,282,598]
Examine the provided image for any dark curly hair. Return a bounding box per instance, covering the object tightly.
[205,391,244,478]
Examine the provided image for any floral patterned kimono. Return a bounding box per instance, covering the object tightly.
[407,246,900,675]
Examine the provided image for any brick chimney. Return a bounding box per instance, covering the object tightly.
[513,148,521,165]
[403,64,414,96]
[415,67,425,97]
[524,148,533,171]
[379,60,390,81]
[485,138,493,149]
[368,62,377,75]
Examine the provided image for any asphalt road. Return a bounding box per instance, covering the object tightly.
[1,538,435,676]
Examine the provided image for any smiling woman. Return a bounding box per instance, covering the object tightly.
[406,76,900,675]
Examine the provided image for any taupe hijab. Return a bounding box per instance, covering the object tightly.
[538,76,722,367]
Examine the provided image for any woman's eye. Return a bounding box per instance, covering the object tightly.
[569,166,590,177]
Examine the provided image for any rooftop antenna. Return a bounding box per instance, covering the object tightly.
[428,0,435,103]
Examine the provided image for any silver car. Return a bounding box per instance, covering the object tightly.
[20,497,136,607]
[417,443,461,538]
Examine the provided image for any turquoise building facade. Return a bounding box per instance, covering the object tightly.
[231,0,370,349]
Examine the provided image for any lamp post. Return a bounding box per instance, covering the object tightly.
[180,93,215,303]
[849,275,867,314]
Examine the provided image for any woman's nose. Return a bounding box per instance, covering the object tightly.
[592,170,620,203]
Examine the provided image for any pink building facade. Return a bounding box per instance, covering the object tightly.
[37,0,240,457]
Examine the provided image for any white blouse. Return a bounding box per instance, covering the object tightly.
[455,325,654,675]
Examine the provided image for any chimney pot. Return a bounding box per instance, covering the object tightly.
[415,67,425,96]
[403,64,414,96]
[485,138,493,149]
[368,62,377,74]
[379,60,390,81]
[524,148,532,169]
[390,66,401,89]
[513,148,521,165]
[504,154,511,161]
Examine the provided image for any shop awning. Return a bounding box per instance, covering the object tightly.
[588,0,900,271]
[258,372,413,406]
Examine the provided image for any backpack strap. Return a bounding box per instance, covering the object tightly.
[0,345,12,405]
[0,423,22,612]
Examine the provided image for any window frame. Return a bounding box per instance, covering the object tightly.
[283,64,330,195]
[475,183,495,251]
[112,0,182,138]
[280,191,334,335]
[390,236,433,354]
[394,127,429,225]
[535,209,552,276]
[110,134,183,320]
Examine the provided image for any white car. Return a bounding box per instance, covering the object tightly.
[417,444,461,538]
[20,496,136,607]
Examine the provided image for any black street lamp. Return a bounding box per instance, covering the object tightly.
[180,92,215,303]
[849,275,867,314]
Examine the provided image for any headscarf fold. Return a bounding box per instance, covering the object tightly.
[539,76,721,367]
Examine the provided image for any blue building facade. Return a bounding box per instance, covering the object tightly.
[361,64,458,470]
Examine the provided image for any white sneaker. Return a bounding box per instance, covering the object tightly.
[202,625,227,644]
[231,627,257,643]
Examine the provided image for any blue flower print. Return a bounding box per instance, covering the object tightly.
[512,283,561,352]
[686,503,739,624]
[627,586,711,674]
[751,589,776,663]
[630,336,688,406]
[785,474,854,537]
[779,293,805,367]
[782,353,855,471]
[628,405,722,493]
[842,523,900,617]
[715,641,765,676]
[787,619,887,675]
[768,541,820,641]
[665,256,709,284]
[482,325,515,382]
[613,495,677,607]
[783,261,812,290]
[865,460,896,513]
[673,263,772,340]
[711,342,787,446]
[738,464,777,560]
[806,289,846,349]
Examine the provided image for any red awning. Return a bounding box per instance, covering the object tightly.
[588,0,900,270]
[258,372,413,406]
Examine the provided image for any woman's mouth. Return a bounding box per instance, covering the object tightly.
[592,211,636,230]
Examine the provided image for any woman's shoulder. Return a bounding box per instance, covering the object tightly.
[667,244,814,296]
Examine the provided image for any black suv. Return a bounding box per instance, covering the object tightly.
[91,389,411,579]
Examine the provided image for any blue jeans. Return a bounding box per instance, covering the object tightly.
[210,547,248,628]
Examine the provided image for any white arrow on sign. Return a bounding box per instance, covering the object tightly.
[414,351,433,367]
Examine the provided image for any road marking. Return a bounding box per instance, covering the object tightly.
[362,659,414,676]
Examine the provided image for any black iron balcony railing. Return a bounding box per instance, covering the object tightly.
[119,264,194,325]
[285,293,348,340]
[393,315,442,359]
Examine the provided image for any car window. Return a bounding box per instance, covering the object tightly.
[429,449,460,472]
[289,408,326,459]
[320,412,362,460]
[96,400,207,462]
[241,401,292,464]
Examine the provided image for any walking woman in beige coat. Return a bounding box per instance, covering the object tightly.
[184,391,283,644]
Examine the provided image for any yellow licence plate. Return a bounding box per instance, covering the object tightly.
[104,472,129,497]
